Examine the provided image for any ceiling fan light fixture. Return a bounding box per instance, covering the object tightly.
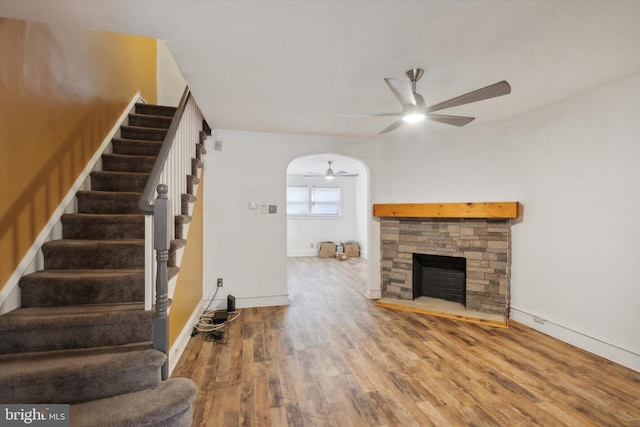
[325,164,335,180]
[403,112,426,123]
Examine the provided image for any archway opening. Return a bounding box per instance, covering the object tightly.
[286,153,371,297]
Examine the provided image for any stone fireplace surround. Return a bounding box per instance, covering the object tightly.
[374,202,518,317]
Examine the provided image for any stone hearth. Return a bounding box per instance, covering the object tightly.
[379,217,511,316]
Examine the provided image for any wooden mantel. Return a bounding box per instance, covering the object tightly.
[373,202,519,219]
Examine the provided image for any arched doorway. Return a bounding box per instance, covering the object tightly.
[286,153,371,296]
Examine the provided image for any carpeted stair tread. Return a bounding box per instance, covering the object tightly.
[187,174,200,195]
[175,215,192,240]
[175,215,192,225]
[20,269,145,307]
[62,213,145,239]
[0,347,166,403]
[91,171,151,192]
[120,125,167,142]
[70,377,197,427]
[20,268,179,308]
[135,103,177,117]
[0,347,164,404]
[196,142,206,160]
[102,153,157,173]
[192,157,203,176]
[112,138,163,156]
[181,193,196,215]
[0,304,152,354]
[169,239,187,267]
[0,342,152,363]
[128,113,173,129]
[76,190,143,214]
[43,239,144,270]
[0,303,149,329]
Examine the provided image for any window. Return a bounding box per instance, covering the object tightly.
[287,186,341,216]
[286,186,309,215]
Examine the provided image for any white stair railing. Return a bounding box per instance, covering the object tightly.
[138,88,203,379]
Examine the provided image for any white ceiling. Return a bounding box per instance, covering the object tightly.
[2,0,640,141]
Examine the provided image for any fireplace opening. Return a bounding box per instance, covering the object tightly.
[412,254,466,305]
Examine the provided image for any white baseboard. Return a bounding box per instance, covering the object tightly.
[204,294,290,310]
[510,307,640,372]
[168,299,205,376]
[287,250,318,257]
[0,93,141,314]
[367,289,382,299]
[287,251,369,259]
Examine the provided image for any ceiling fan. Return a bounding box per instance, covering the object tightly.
[338,68,511,134]
[304,161,359,180]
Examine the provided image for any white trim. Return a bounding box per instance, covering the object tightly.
[168,299,204,376]
[510,307,640,372]
[287,250,319,257]
[367,289,382,299]
[144,215,154,311]
[204,294,290,310]
[0,93,142,314]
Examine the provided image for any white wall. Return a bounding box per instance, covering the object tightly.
[203,73,640,370]
[507,73,640,370]
[156,40,186,106]
[354,164,370,259]
[286,175,359,257]
[202,131,382,310]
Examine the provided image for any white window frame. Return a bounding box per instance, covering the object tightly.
[287,186,341,217]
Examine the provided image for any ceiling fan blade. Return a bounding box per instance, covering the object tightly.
[379,119,405,134]
[427,81,511,113]
[385,78,417,108]
[335,113,404,118]
[427,114,475,127]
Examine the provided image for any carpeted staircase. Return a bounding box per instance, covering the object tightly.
[0,104,201,426]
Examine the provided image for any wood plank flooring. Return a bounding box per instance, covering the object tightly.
[172,256,640,426]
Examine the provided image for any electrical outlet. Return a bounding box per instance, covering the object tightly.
[216,278,223,287]
[533,316,545,324]
[310,242,314,248]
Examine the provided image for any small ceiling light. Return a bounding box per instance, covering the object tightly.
[325,161,335,180]
[325,169,334,180]
[403,112,426,123]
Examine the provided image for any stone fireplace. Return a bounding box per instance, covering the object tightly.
[374,202,518,317]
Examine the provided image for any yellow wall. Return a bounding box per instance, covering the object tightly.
[0,18,157,288]
[170,171,204,347]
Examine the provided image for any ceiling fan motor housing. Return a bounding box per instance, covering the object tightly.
[406,68,424,83]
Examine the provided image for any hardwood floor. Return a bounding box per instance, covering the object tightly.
[173,256,640,426]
